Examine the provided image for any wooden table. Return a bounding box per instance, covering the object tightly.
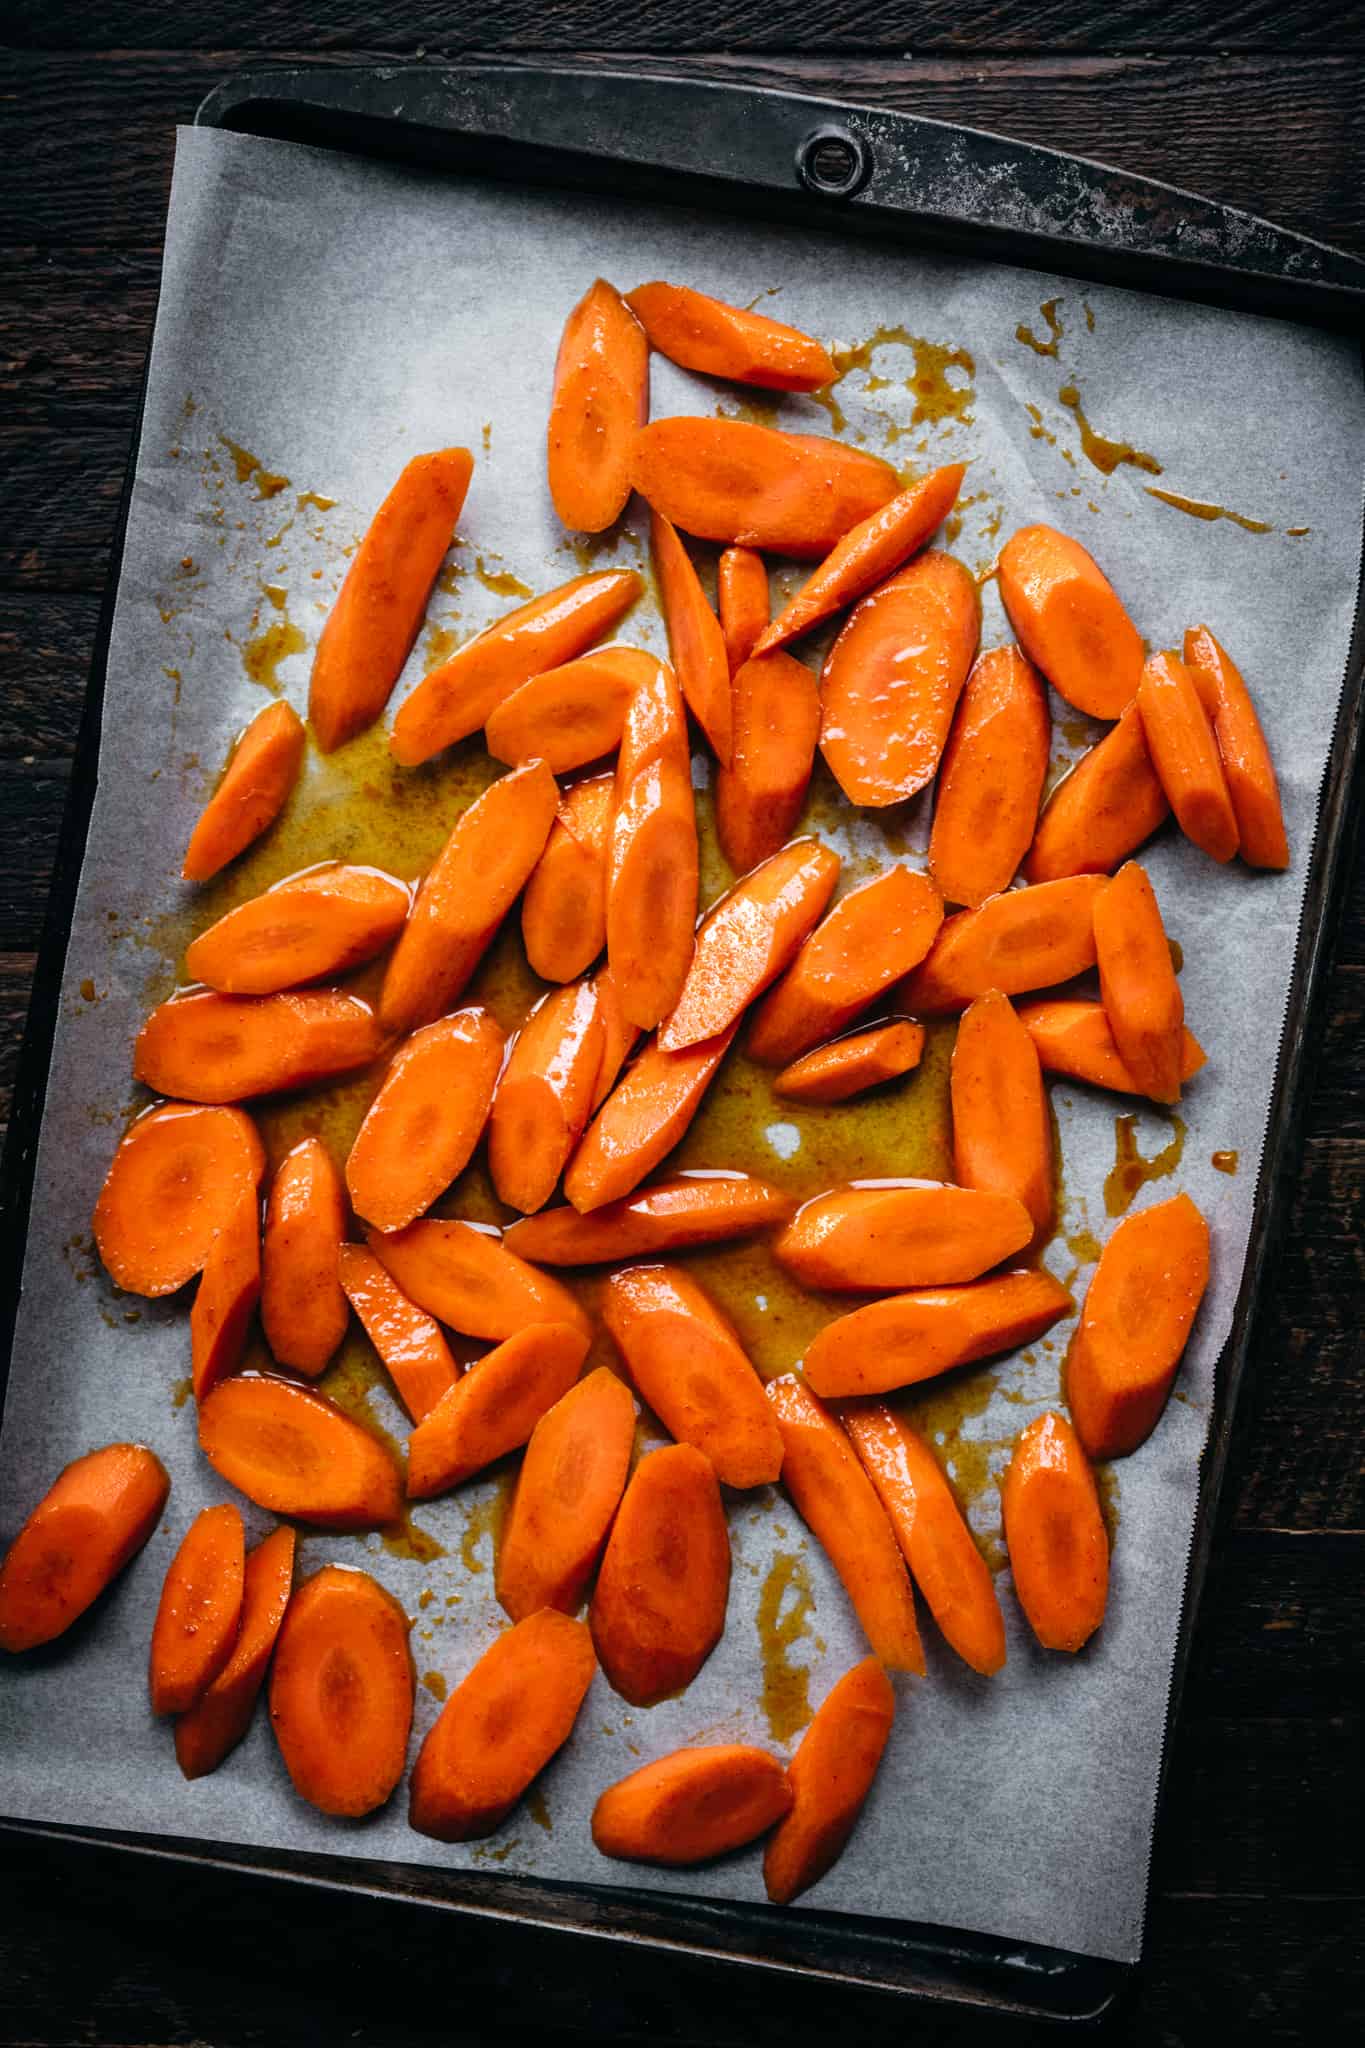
[2,8,1361,2040]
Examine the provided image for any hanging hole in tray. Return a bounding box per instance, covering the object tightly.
[796,126,873,200]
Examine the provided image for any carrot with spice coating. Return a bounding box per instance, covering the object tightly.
[488,980,604,1214]
[197,1375,403,1528]
[1136,651,1240,863]
[1183,625,1289,869]
[406,1322,591,1498]
[504,1172,790,1265]
[1024,703,1169,884]
[522,773,613,983]
[190,1187,261,1401]
[714,649,821,876]
[589,1443,730,1706]
[565,1021,740,1212]
[347,1007,504,1232]
[134,990,382,1103]
[929,647,1051,907]
[775,1019,924,1104]
[652,509,733,761]
[998,524,1144,719]
[606,658,699,1031]
[261,1138,348,1375]
[717,547,769,674]
[1018,998,1206,1096]
[93,1102,265,1297]
[496,1366,636,1621]
[485,646,655,773]
[660,838,839,1052]
[547,280,649,533]
[174,1526,295,1779]
[592,1745,793,1866]
[1066,1192,1210,1458]
[185,864,410,995]
[763,1657,896,1903]
[804,1268,1072,1399]
[1001,1411,1108,1652]
[338,1244,460,1423]
[897,873,1106,1015]
[269,1565,414,1817]
[0,1443,169,1654]
[149,1504,245,1716]
[369,1217,589,1342]
[951,989,1053,1241]
[776,1181,1034,1292]
[182,701,305,882]
[626,281,836,391]
[630,417,899,557]
[1093,861,1185,1104]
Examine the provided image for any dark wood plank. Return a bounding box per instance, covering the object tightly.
[0,593,100,757]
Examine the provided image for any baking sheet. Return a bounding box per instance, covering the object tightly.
[1,126,1362,1965]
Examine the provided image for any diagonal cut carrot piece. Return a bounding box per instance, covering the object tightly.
[547,279,649,533]
[715,649,821,877]
[631,417,899,556]
[1183,624,1289,869]
[406,1322,591,1496]
[488,979,604,1214]
[564,1024,739,1213]
[803,1268,1072,1399]
[182,702,305,882]
[347,1007,504,1231]
[1025,703,1169,884]
[651,509,733,762]
[339,1243,460,1423]
[368,1217,589,1342]
[626,281,835,391]
[929,646,1051,908]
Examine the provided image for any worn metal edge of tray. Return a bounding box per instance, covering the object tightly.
[0,59,1360,2030]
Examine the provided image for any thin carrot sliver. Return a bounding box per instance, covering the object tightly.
[522,773,613,984]
[485,646,654,774]
[715,649,821,877]
[1183,625,1289,869]
[717,546,769,674]
[488,979,604,1215]
[1136,651,1240,863]
[774,1018,924,1104]
[652,509,733,761]
[605,658,699,1031]
[626,281,836,391]
[503,1172,789,1265]
[1093,860,1185,1105]
[190,1186,261,1401]
[174,1526,295,1780]
[1025,703,1169,884]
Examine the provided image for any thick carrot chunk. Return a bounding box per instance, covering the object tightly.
[1183,625,1289,869]
[659,838,839,1052]
[0,1443,169,1654]
[133,990,381,1103]
[1017,999,1206,1099]
[804,1268,1071,1399]
[929,646,1050,907]
[1136,651,1239,863]
[998,524,1143,719]
[1093,861,1185,1105]
[406,1322,591,1498]
[261,1137,348,1375]
[898,875,1106,1015]
[269,1565,414,1816]
[190,1187,261,1400]
[776,1181,1033,1292]
[763,1658,895,1903]
[565,1022,739,1213]
[590,1443,730,1706]
[1001,1411,1108,1652]
[347,1007,503,1231]
[368,1218,588,1343]
[93,1102,265,1297]
[715,649,821,877]
[774,1019,924,1104]
[951,989,1053,1241]
[631,417,899,557]
[605,658,699,1031]
[496,1367,636,1621]
[197,1376,402,1528]
[547,280,649,533]
[1025,705,1169,884]
[626,282,836,391]
[1066,1192,1210,1458]
[504,1172,789,1265]
[488,980,604,1214]
[174,1526,295,1779]
[184,864,409,995]
[522,773,613,984]
[485,647,654,774]
[592,1745,793,1866]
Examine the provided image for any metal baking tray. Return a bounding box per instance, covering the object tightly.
[2,63,1362,2025]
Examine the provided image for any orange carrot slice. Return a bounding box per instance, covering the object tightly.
[338,1244,460,1424]
[651,509,733,761]
[1024,702,1169,884]
[715,649,821,876]
[804,1268,1072,1399]
[626,281,836,391]
[390,570,642,765]
[592,1745,793,1866]
[998,524,1144,719]
[269,1565,414,1816]
[929,646,1051,907]
[148,1503,245,1716]
[309,447,473,752]
[589,1442,730,1706]
[717,546,769,675]
[184,864,410,995]
[564,1021,739,1213]
[775,1018,924,1104]
[134,989,381,1103]
[522,772,614,984]
[1001,1410,1107,1651]
[659,837,840,1052]
[819,551,980,807]
[589,961,642,1108]
[174,1525,295,1779]
[606,658,699,1031]
[631,417,899,556]
[766,1375,923,1672]
[369,1218,588,1342]
[842,1409,1006,1676]
[754,463,966,656]
[197,1375,402,1528]
[259,1137,348,1376]
[951,989,1053,1240]
[182,701,305,882]
[1018,998,1206,1097]
[93,1101,265,1297]
[1183,625,1289,869]
[1137,651,1240,863]
[547,279,649,532]
[409,1609,595,1841]
[406,1322,591,1497]
[487,980,604,1214]
[1066,1192,1210,1458]
[1093,861,1185,1105]
[762,1656,895,1903]
[505,1172,789,1265]
[0,1443,169,1654]
[603,1264,782,1488]
[776,1180,1033,1292]
[347,1007,503,1231]
[485,646,655,773]
[496,1366,636,1621]
[747,866,944,1066]
[190,1187,261,1401]
[898,873,1106,1015]
[379,759,558,1036]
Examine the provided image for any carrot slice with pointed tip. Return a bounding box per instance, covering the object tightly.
[409,1609,595,1841]
[1137,651,1240,863]
[589,1443,730,1706]
[715,649,821,876]
[197,1375,402,1528]
[631,417,899,557]
[606,659,699,1030]
[593,1744,793,1866]
[603,1264,782,1488]
[898,874,1106,1015]
[589,962,642,1108]
[407,1321,590,1497]
[390,570,643,765]
[185,864,410,995]
[488,980,604,1214]
[804,1268,1072,1399]
[565,1022,739,1213]
[190,1187,261,1401]
[1001,1410,1107,1652]
[260,1137,348,1375]
[1024,702,1169,884]
[496,1366,636,1621]
[93,1101,265,1297]
[999,524,1144,719]
[174,1526,295,1779]
[1183,625,1289,869]
[369,1218,589,1344]
[717,547,769,675]
[766,1375,923,1672]
[338,1244,460,1424]
[775,1019,924,1104]
[182,701,305,882]
[380,760,558,1036]
[149,1503,245,1716]
[347,1006,503,1231]
[659,838,839,1052]
[309,447,473,752]
[951,989,1053,1241]
[134,990,382,1103]
[1018,998,1206,1098]
[626,281,836,391]
[0,1443,169,1654]
[763,1656,895,1903]
[1066,1192,1210,1458]
[1093,861,1185,1105]
[485,646,655,773]
[522,773,613,983]
[269,1565,414,1816]
[504,1171,789,1265]
[777,1180,1033,1292]
[929,646,1051,907]
[548,279,649,533]
[651,509,733,761]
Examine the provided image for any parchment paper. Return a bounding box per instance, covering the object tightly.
[2,127,1362,1964]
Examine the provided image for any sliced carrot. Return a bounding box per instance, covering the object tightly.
[379,759,559,1036]
[149,1503,245,1716]
[496,1366,636,1621]
[660,838,840,1052]
[390,570,643,765]
[0,1443,169,1654]
[747,867,944,1066]
[347,1007,503,1231]
[630,417,900,557]
[488,980,603,1214]
[804,1268,1072,1399]
[1024,703,1169,884]
[93,1101,265,1297]
[842,1409,1006,1676]
[269,1565,414,1816]
[603,1264,782,1488]
[998,523,1144,719]
[485,646,655,773]
[1018,998,1206,1098]
[652,509,733,761]
[1093,861,1185,1105]
[606,658,699,1031]
[338,1244,460,1424]
[184,864,410,995]
[182,701,305,882]
[309,447,473,752]
[776,1181,1033,1292]
[409,1609,595,1842]
[1066,1192,1210,1458]
[174,1525,295,1779]
[766,1375,923,1672]
[775,1019,924,1104]
[1183,625,1289,869]
[762,1657,895,1904]
[589,961,642,1108]
[714,649,821,876]
[134,989,381,1103]
[197,1375,402,1528]
[1001,1410,1107,1652]
[522,772,613,984]
[260,1137,348,1376]
[929,646,1051,907]
[406,1322,591,1497]
[369,1218,589,1343]
[819,551,980,807]
[592,1745,793,1866]
[589,1443,730,1706]
[626,281,835,391]
[190,1187,261,1401]
[898,873,1106,1015]
[951,989,1053,1241]
[1136,651,1240,863]
[564,1021,739,1213]
[717,547,769,675]
[547,278,649,532]
[504,1172,789,1265]
[754,463,966,656]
